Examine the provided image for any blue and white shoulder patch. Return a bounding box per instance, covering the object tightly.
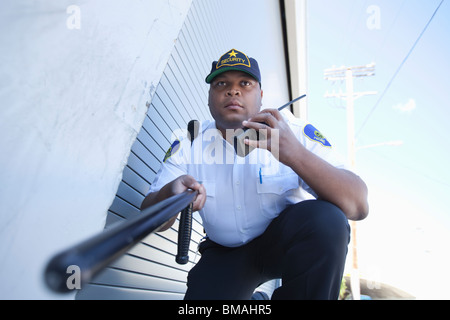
[163,139,181,162]
[303,124,332,148]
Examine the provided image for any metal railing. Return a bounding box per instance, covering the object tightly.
[44,190,197,293]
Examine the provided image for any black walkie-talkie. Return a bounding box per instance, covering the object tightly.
[233,94,306,157]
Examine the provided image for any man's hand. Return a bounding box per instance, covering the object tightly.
[141,175,206,231]
[242,108,299,165]
[169,175,206,212]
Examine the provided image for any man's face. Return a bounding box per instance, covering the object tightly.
[208,70,263,132]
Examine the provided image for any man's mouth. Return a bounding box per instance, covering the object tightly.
[224,101,243,110]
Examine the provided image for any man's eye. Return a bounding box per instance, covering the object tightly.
[216,81,226,87]
[241,81,251,86]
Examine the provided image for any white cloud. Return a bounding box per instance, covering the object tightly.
[393,98,416,113]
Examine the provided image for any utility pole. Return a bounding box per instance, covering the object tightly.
[324,63,376,300]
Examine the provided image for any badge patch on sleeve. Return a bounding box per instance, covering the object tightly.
[303,124,332,147]
[163,139,181,162]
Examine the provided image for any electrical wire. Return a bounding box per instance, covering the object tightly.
[370,0,407,63]
[340,0,370,65]
[356,0,445,138]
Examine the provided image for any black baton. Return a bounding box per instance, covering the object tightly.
[175,120,199,265]
[176,203,193,264]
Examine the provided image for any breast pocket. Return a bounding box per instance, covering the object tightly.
[256,173,299,218]
[200,180,217,225]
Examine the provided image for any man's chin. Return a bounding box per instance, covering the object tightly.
[215,119,246,133]
[225,120,247,130]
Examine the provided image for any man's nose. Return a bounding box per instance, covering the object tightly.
[226,88,241,96]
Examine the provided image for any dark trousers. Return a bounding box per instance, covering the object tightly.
[184,200,350,300]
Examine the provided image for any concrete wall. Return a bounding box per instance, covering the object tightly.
[0,0,192,299]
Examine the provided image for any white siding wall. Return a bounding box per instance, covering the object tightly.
[78,0,290,300]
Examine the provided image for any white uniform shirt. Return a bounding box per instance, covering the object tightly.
[148,110,348,247]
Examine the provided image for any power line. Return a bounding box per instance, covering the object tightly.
[340,0,370,64]
[356,0,445,138]
[371,0,407,63]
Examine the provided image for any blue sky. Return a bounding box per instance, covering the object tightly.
[306,0,450,298]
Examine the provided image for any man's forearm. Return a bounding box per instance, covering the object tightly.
[140,175,207,231]
[285,142,369,221]
[141,183,174,210]
[140,184,179,232]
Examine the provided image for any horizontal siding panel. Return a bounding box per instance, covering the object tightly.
[192,1,220,61]
[131,140,161,174]
[141,114,170,151]
[136,126,166,166]
[168,48,207,111]
[141,222,202,261]
[182,17,210,80]
[77,284,184,300]
[116,182,144,209]
[157,84,187,128]
[147,104,179,148]
[177,31,204,88]
[110,254,188,283]
[165,59,207,121]
[91,267,187,294]
[189,218,204,243]
[151,92,183,134]
[141,231,177,254]
[108,196,140,220]
[159,74,191,124]
[127,243,192,273]
[121,166,149,197]
[126,152,157,185]
[104,210,124,228]
[170,46,208,109]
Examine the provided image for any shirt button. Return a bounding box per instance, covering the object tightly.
[236,180,240,185]
[237,205,241,210]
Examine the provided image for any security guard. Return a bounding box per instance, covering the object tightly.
[141,49,369,300]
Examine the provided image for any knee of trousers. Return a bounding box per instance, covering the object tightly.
[281,200,350,253]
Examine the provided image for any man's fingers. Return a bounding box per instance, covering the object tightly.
[192,183,206,211]
[244,138,259,149]
[180,176,206,211]
[244,115,276,129]
[179,175,202,193]
[246,108,282,127]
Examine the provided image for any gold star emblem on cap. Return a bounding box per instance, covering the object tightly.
[228,50,238,58]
